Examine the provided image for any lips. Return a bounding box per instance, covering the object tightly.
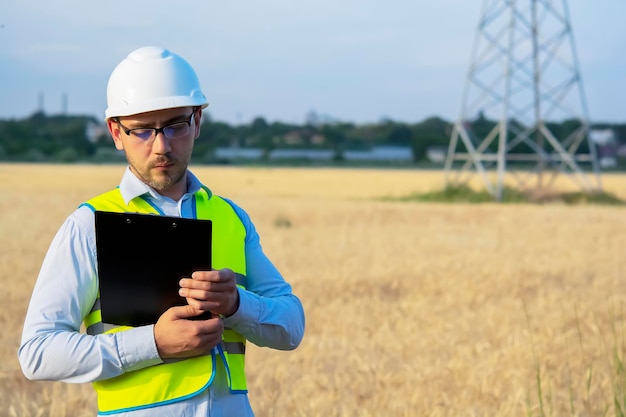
[153,158,175,169]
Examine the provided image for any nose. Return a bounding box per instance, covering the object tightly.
[151,130,172,154]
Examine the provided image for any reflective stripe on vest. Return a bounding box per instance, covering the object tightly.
[81,186,248,414]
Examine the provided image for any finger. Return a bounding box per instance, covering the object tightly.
[179,277,224,292]
[179,286,212,300]
[166,304,205,320]
[179,278,207,291]
[185,296,213,311]
[190,317,224,340]
[179,272,221,291]
[155,316,223,359]
[216,268,235,283]
[184,286,237,302]
[192,269,234,283]
[190,270,218,282]
[179,280,234,298]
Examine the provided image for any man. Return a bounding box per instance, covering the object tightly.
[18,46,305,416]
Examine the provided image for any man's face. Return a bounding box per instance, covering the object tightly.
[108,106,200,200]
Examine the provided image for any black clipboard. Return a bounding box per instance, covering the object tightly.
[94,211,212,327]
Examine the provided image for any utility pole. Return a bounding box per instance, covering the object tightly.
[444,0,602,201]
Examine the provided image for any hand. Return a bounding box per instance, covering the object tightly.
[179,268,240,317]
[154,305,223,359]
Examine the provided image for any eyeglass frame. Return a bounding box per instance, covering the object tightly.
[113,108,199,143]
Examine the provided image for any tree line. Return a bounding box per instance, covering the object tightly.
[0,110,624,166]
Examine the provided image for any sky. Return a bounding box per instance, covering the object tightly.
[1,1,625,126]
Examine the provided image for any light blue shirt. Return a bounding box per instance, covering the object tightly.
[18,167,305,417]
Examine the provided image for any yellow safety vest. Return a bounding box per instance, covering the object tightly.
[80,186,248,415]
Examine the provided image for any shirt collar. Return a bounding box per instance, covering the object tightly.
[118,166,204,205]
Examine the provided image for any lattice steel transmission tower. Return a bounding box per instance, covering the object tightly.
[444,0,602,201]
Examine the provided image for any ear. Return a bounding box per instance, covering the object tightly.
[193,108,202,140]
[107,119,125,151]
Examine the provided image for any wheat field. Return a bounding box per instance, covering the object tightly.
[1,163,626,417]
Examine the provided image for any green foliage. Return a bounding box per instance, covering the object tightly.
[1,111,625,167]
[273,215,292,228]
[611,313,626,417]
[383,185,626,205]
[54,147,79,163]
[386,185,524,203]
[560,191,625,205]
[0,112,97,161]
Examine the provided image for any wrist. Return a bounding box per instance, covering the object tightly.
[224,291,240,317]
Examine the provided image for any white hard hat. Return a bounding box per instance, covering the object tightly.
[105,46,209,120]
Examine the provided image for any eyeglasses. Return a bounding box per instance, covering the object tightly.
[115,110,196,143]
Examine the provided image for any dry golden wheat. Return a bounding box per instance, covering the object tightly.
[2,163,625,416]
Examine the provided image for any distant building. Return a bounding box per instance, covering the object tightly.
[343,146,413,162]
[426,146,447,164]
[213,145,414,163]
[214,147,263,160]
[590,128,618,168]
[270,149,334,160]
[85,121,107,143]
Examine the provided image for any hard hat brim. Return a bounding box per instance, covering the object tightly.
[105,97,209,120]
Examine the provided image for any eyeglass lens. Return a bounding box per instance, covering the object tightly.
[131,123,190,141]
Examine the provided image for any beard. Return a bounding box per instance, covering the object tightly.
[127,154,188,193]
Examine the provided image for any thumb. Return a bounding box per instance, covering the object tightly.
[166,304,204,320]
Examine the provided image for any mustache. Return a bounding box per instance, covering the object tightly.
[152,156,176,166]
